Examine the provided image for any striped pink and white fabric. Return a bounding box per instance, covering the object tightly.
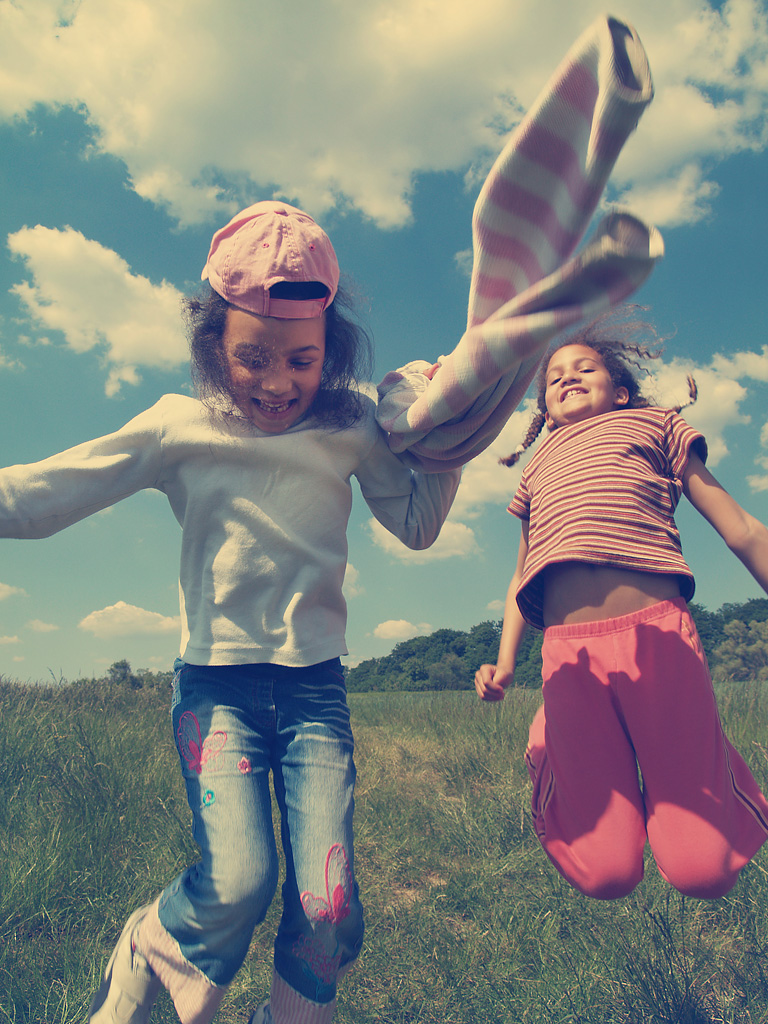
[376,15,664,471]
[269,968,340,1024]
[137,901,226,1024]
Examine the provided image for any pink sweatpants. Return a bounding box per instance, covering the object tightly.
[525,598,768,900]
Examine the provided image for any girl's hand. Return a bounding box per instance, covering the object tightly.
[475,664,513,701]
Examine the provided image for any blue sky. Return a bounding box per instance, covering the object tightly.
[1,0,767,683]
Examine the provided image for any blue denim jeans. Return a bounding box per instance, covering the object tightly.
[157,658,364,1005]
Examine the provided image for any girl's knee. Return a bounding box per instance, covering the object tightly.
[545,841,644,900]
[656,855,740,900]
[568,862,644,900]
[215,859,279,922]
[575,865,644,900]
[673,876,737,900]
[651,824,750,899]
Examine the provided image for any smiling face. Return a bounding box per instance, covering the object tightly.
[543,344,629,429]
[221,306,326,432]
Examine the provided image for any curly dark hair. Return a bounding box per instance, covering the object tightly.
[183,282,374,428]
[501,307,697,467]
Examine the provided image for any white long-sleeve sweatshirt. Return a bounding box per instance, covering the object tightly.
[0,393,460,667]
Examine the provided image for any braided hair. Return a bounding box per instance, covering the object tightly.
[501,308,697,467]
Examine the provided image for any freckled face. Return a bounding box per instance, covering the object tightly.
[221,307,326,433]
[544,344,629,429]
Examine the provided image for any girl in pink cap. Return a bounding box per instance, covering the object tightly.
[0,201,461,1024]
[475,312,768,901]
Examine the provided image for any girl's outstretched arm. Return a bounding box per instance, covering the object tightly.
[683,452,768,593]
[0,401,166,540]
[475,523,529,701]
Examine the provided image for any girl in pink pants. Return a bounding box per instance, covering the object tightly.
[475,312,768,899]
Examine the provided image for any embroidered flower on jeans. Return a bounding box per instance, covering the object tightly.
[291,844,353,984]
[177,711,227,774]
[300,844,352,924]
[238,757,253,774]
[292,932,342,985]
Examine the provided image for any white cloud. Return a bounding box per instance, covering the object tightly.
[608,0,768,223]
[486,599,505,612]
[373,619,431,641]
[7,225,187,393]
[711,346,768,382]
[343,563,364,600]
[16,333,52,347]
[26,619,59,633]
[0,635,20,645]
[611,164,721,229]
[0,0,526,227]
[0,582,27,601]
[0,345,24,371]
[78,600,180,638]
[649,358,752,467]
[748,421,768,492]
[454,248,474,278]
[1,0,766,228]
[368,516,480,563]
[747,467,768,492]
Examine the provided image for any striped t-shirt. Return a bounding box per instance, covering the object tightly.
[508,407,707,629]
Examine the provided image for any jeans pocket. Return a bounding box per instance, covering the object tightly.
[171,658,185,713]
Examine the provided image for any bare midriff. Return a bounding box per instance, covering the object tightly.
[541,562,683,627]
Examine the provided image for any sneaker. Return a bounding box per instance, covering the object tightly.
[89,905,162,1023]
[247,1000,274,1024]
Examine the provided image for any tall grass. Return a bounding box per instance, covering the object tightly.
[1,679,767,1023]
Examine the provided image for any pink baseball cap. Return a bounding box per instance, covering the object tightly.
[201,201,340,319]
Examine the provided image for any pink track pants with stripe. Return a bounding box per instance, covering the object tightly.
[525,598,768,900]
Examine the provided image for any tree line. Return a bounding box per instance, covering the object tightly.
[11,597,767,695]
[344,598,768,693]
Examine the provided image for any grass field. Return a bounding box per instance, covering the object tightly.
[1,678,768,1023]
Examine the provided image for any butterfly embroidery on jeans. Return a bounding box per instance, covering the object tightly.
[300,843,352,924]
[177,711,227,774]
